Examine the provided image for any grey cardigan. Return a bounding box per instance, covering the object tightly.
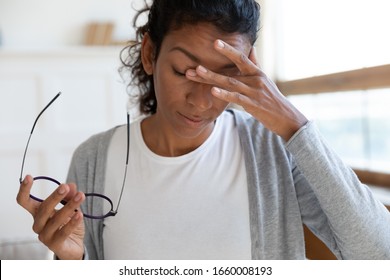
[67,109,390,259]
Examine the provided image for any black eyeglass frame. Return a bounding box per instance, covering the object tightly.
[19,92,130,219]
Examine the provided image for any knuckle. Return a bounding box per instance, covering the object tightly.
[37,233,48,244]
[32,222,41,234]
[240,53,249,64]
[222,90,232,100]
[37,233,43,242]
[16,194,23,205]
[254,77,265,88]
[210,71,219,81]
[36,201,49,215]
[230,92,241,102]
[228,77,238,86]
[236,93,246,103]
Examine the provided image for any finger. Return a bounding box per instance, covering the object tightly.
[214,39,260,76]
[38,192,85,242]
[16,175,41,215]
[54,211,84,244]
[211,87,254,109]
[63,183,78,202]
[187,66,252,94]
[51,210,85,260]
[52,191,85,230]
[32,184,70,234]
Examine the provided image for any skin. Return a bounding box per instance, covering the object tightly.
[142,23,307,158]
[16,175,85,260]
[16,22,307,259]
[141,23,250,156]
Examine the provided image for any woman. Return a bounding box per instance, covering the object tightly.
[17,0,390,259]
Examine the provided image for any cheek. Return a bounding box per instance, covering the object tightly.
[213,97,230,111]
[153,72,185,104]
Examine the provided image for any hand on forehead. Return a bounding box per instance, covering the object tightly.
[165,22,253,75]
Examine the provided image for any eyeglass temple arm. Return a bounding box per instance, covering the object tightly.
[113,112,130,214]
[30,92,62,134]
[125,113,130,165]
[19,92,62,184]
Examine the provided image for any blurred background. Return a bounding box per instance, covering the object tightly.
[0,0,389,259]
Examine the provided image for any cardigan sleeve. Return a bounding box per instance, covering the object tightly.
[66,127,117,260]
[286,121,390,259]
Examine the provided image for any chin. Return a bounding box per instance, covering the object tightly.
[174,119,214,140]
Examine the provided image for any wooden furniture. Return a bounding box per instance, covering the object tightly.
[304,226,337,260]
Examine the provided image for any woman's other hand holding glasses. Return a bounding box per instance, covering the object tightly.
[17,175,85,260]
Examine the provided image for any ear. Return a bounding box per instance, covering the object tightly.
[141,33,155,75]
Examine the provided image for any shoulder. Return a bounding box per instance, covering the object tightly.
[225,109,294,164]
[71,126,119,164]
[225,108,252,124]
[67,126,120,190]
[225,108,280,143]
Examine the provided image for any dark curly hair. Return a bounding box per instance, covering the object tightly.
[120,0,261,115]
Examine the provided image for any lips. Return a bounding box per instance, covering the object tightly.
[185,115,203,122]
[178,112,206,127]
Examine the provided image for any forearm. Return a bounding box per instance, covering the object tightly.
[286,121,390,259]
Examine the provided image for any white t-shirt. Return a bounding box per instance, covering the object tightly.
[103,111,250,259]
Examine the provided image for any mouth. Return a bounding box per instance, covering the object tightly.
[178,112,206,128]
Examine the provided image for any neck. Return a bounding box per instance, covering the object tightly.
[141,114,214,157]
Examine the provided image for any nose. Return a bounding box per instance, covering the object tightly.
[186,83,213,111]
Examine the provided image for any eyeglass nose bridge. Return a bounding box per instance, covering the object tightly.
[29,176,116,220]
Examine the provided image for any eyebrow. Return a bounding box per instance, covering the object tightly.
[169,46,237,71]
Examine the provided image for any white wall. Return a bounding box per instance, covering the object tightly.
[0,48,132,255]
[0,0,143,48]
[0,0,141,257]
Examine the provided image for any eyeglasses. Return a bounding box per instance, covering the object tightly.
[19,92,130,219]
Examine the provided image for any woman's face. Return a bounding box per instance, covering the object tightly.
[142,22,252,141]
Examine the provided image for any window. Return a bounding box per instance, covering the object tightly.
[274,0,390,80]
[261,0,390,176]
[289,90,390,172]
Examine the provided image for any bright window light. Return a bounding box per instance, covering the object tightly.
[276,0,390,80]
[266,0,390,173]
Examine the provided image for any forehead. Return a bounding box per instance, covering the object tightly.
[159,22,252,68]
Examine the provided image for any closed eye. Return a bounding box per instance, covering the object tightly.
[172,67,185,77]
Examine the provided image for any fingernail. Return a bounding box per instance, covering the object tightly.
[58,185,67,195]
[198,65,207,73]
[22,176,29,185]
[216,40,224,49]
[74,193,82,202]
[212,87,222,94]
